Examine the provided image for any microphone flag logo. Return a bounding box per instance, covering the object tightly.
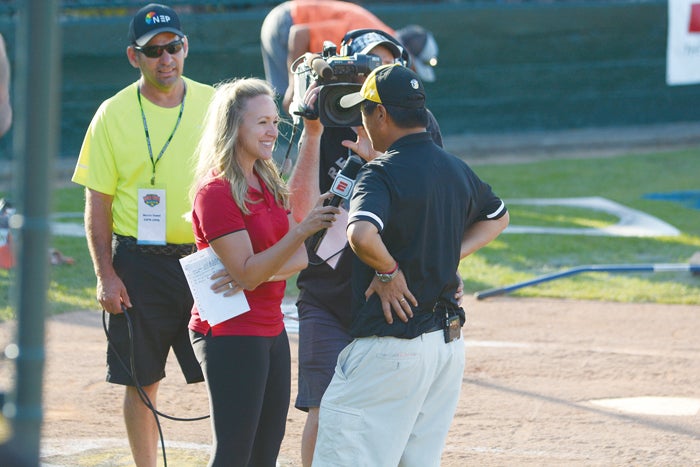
[330,174,354,199]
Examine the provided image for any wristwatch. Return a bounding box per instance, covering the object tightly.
[375,262,399,283]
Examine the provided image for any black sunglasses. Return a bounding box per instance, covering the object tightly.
[133,39,184,59]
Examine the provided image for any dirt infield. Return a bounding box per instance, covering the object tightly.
[1,295,698,466]
[0,132,691,465]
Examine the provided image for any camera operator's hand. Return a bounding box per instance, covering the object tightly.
[342,126,383,162]
[301,81,323,135]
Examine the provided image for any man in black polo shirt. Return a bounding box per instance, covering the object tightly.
[313,64,509,466]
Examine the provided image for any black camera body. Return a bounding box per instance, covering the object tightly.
[317,49,382,85]
[291,41,382,127]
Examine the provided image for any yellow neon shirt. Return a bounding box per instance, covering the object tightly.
[72,77,215,244]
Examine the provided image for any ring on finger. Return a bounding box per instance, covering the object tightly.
[400,298,407,303]
[228,282,233,290]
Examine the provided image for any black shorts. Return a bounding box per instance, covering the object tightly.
[105,245,203,387]
[295,300,352,411]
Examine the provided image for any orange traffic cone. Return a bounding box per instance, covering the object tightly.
[0,227,15,269]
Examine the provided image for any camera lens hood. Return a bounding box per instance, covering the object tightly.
[318,83,363,127]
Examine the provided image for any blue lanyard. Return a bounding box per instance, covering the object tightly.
[137,82,187,186]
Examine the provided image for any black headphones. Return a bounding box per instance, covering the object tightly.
[339,28,410,67]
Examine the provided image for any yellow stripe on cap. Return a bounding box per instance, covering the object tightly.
[360,64,399,104]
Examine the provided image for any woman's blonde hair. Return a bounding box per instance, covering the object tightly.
[191,78,289,214]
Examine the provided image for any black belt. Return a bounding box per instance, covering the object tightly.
[114,234,195,258]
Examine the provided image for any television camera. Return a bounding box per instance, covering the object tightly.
[290,41,382,127]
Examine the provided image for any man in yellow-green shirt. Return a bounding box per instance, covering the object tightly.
[71,4,214,466]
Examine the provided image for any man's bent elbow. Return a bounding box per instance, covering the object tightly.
[347,221,375,255]
[498,211,510,233]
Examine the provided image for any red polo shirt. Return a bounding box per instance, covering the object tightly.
[189,173,289,337]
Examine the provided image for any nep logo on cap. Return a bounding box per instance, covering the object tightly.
[145,11,171,25]
[129,3,184,47]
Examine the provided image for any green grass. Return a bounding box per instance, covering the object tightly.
[460,148,700,304]
[0,147,698,320]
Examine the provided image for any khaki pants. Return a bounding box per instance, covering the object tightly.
[314,330,465,466]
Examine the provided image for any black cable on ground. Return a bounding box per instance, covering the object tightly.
[102,308,210,467]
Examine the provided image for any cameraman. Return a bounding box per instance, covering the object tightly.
[287,30,448,466]
[260,0,394,112]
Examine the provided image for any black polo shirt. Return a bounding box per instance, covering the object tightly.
[347,131,507,339]
[296,113,444,328]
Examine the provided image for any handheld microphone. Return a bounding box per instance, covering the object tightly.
[309,154,364,253]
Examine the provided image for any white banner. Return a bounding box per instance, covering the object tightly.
[667,0,700,85]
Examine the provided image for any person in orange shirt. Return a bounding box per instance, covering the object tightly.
[260,0,438,114]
